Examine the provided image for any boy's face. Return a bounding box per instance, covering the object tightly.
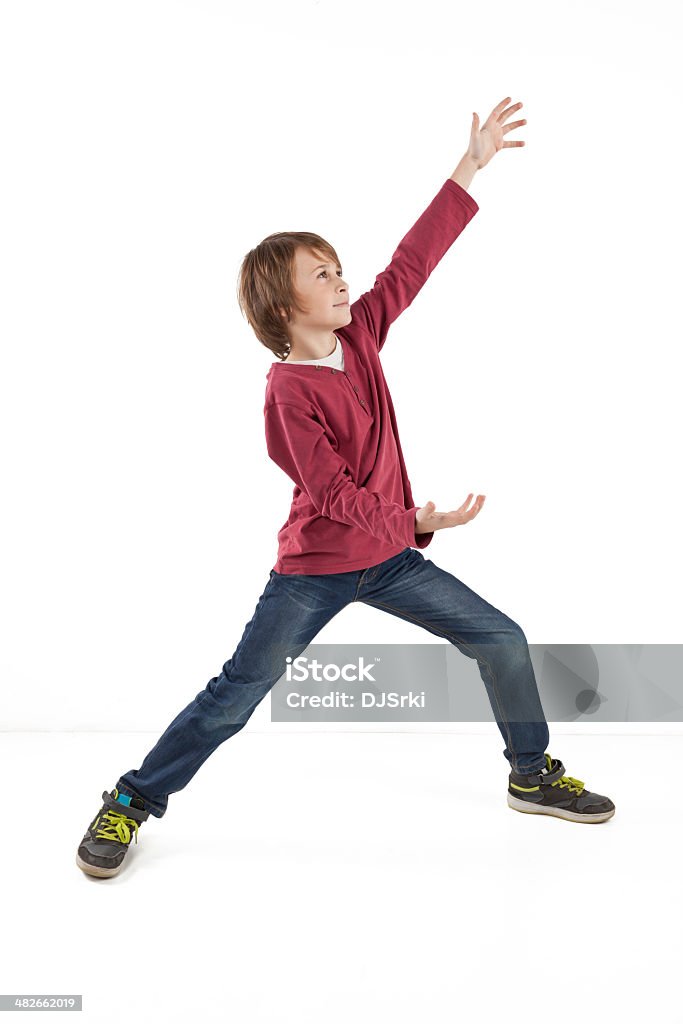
[287,247,352,332]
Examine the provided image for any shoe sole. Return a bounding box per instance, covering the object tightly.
[507,792,615,823]
[75,852,124,878]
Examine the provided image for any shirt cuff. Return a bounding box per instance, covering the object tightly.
[405,506,434,550]
[442,176,479,216]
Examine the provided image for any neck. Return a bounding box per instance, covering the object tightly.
[286,333,338,362]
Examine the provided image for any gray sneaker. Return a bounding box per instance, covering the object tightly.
[76,788,151,878]
[507,753,615,823]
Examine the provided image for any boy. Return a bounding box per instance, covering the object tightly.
[76,96,615,879]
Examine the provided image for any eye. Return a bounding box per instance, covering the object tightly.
[318,269,343,279]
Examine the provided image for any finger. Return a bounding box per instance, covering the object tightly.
[498,100,523,123]
[464,497,486,519]
[490,95,512,118]
[502,119,527,133]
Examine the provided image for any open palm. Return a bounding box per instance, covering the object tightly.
[468,96,527,170]
[415,493,486,534]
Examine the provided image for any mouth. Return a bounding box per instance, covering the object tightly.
[334,302,349,307]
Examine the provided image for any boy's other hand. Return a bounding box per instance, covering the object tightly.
[468,96,526,170]
[415,493,486,533]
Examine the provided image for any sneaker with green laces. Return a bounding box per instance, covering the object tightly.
[76,788,151,877]
[507,753,615,823]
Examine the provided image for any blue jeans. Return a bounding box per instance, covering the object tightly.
[116,546,550,817]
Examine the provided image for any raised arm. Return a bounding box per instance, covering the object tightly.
[349,96,528,352]
[265,401,433,550]
[348,178,478,353]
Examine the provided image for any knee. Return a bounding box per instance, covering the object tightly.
[508,619,527,642]
[499,617,529,651]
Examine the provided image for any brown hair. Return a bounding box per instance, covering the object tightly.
[236,232,341,361]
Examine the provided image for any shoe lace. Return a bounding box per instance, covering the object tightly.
[544,755,585,796]
[94,809,141,846]
[552,774,585,795]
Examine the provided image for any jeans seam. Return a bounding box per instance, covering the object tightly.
[359,598,514,757]
[354,547,410,599]
[353,567,374,602]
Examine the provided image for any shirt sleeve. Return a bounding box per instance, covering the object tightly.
[349,177,479,352]
[264,400,425,550]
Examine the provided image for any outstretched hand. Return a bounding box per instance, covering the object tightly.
[415,493,486,534]
[468,96,527,170]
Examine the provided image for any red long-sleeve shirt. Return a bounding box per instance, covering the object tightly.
[264,177,479,575]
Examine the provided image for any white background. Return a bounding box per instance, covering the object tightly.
[1,2,681,1022]
[2,0,682,730]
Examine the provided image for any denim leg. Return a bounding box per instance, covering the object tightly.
[356,547,549,774]
[116,568,356,817]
